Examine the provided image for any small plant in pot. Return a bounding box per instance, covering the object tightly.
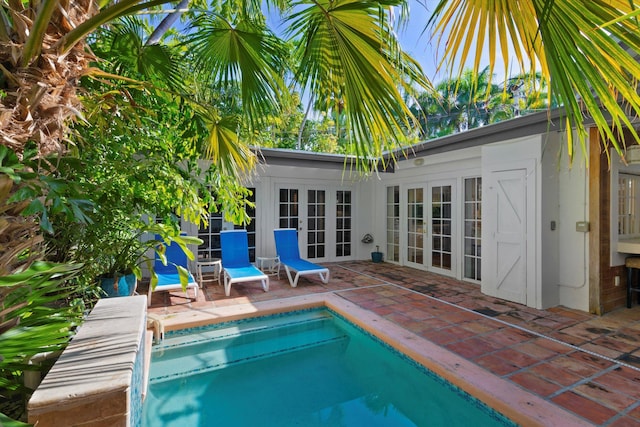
[371,245,383,263]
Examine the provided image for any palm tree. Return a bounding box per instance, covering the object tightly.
[412,67,507,138]
[427,0,640,161]
[0,0,427,270]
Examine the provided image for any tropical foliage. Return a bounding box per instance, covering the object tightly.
[0,262,85,422]
[428,0,640,161]
[411,69,551,139]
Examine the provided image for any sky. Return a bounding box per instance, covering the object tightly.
[398,1,510,84]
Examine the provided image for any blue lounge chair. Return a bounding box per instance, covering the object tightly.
[220,230,269,296]
[148,237,199,307]
[274,228,330,288]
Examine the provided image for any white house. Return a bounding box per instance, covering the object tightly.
[184,109,637,315]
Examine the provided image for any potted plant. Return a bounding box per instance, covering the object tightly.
[93,222,201,297]
[371,245,384,263]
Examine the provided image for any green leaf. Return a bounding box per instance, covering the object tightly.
[21,198,45,216]
[428,0,640,162]
[0,411,31,426]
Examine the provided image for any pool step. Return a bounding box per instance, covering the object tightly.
[149,311,348,383]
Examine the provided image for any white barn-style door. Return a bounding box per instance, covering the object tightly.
[483,168,528,304]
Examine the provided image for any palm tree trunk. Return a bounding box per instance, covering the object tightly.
[146,0,190,45]
[297,96,315,150]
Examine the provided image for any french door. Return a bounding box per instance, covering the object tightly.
[405,181,456,276]
[278,186,352,261]
[428,181,456,276]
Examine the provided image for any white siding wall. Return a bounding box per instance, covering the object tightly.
[555,131,590,311]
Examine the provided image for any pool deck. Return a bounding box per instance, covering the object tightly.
[145,261,640,426]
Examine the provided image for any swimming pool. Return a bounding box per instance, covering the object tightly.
[143,308,516,426]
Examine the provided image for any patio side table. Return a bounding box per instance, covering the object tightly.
[196,258,222,287]
[256,256,280,279]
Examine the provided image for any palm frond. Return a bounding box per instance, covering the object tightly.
[21,0,59,66]
[186,14,287,129]
[198,109,257,177]
[95,17,185,90]
[429,0,640,162]
[289,0,430,169]
[57,0,173,53]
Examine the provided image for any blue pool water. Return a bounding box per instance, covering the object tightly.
[143,309,517,426]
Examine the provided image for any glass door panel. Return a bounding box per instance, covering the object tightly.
[386,186,400,262]
[278,188,299,229]
[429,182,455,274]
[307,189,326,259]
[278,186,330,261]
[464,177,482,281]
[407,187,425,265]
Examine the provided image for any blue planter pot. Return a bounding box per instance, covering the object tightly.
[99,273,137,297]
[371,252,383,263]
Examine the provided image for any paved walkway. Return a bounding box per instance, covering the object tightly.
[146,261,640,426]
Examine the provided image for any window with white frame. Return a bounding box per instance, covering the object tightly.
[619,174,640,236]
[198,211,223,260]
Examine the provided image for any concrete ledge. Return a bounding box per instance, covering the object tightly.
[28,295,147,427]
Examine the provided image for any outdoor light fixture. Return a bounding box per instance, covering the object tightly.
[626,145,640,165]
